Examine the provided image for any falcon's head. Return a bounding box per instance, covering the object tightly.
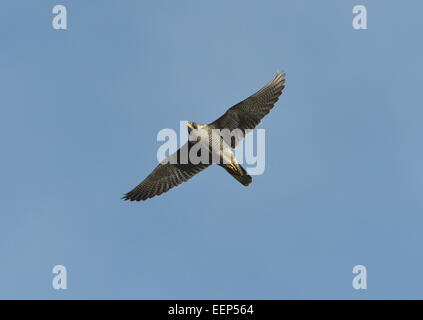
[187,121,199,133]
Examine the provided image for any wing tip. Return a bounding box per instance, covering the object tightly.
[274,70,286,82]
[274,70,286,92]
[122,191,148,202]
[122,193,136,201]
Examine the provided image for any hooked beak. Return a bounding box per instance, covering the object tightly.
[187,122,194,130]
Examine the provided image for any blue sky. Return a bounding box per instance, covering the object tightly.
[0,0,422,299]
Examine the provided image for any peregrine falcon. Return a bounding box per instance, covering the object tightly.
[123,72,286,201]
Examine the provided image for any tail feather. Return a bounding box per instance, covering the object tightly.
[220,160,252,187]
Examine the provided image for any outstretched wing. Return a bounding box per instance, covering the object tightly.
[209,72,286,148]
[122,143,210,201]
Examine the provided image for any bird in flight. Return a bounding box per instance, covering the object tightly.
[123,72,286,201]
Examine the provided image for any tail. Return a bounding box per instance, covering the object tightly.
[220,157,252,186]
